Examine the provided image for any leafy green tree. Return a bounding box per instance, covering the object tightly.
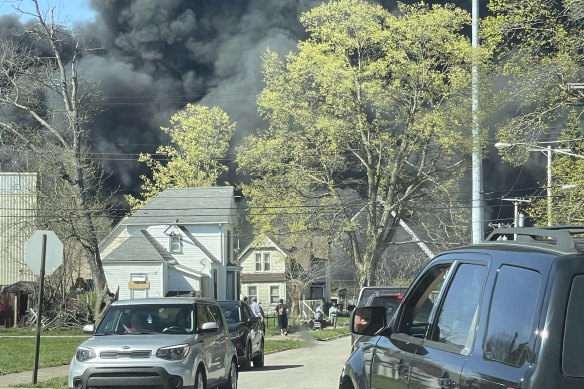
[127,104,235,209]
[0,1,114,319]
[238,0,486,287]
[484,1,584,226]
[528,110,584,225]
[484,0,584,161]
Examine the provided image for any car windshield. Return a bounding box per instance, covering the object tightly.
[218,302,241,323]
[95,304,194,335]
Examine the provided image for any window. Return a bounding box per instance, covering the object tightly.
[208,305,224,330]
[396,263,452,338]
[484,265,540,367]
[563,275,584,377]
[226,271,235,300]
[196,304,212,331]
[254,252,271,271]
[264,253,271,271]
[169,235,181,253]
[226,230,232,263]
[248,286,257,301]
[212,269,218,300]
[430,263,487,353]
[270,285,280,304]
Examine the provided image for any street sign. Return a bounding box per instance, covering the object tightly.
[24,230,63,276]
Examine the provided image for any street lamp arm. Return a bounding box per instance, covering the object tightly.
[495,141,584,159]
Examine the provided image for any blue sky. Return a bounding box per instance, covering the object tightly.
[0,0,95,25]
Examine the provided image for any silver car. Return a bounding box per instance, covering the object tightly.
[69,297,238,389]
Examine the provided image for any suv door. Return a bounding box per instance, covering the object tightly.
[243,303,261,355]
[370,262,453,388]
[207,304,229,386]
[408,261,488,389]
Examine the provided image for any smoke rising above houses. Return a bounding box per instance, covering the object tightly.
[0,0,523,221]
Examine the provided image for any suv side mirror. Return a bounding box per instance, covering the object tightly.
[249,316,259,324]
[83,324,95,334]
[351,306,387,336]
[199,322,219,333]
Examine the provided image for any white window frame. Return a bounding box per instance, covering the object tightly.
[169,234,181,253]
[226,230,232,263]
[254,251,271,272]
[248,286,257,301]
[270,285,280,304]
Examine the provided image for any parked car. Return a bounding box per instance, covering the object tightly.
[69,297,238,389]
[218,300,265,369]
[355,286,407,307]
[340,226,584,389]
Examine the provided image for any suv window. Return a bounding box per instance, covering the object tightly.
[429,263,487,354]
[208,304,224,330]
[563,274,584,377]
[396,263,452,338]
[484,265,541,367]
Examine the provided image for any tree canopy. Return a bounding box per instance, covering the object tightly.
[484,0,584,226]
[127,104,235,209]
[238,0,487,287]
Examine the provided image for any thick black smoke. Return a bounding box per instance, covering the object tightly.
[0,0,527,227]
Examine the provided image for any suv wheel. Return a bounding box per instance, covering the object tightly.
[252,340,264,367]
[195,367,206,389]
[220,359,238,389]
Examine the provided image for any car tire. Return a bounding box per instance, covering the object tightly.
[195,367,206,389]
[220,358,238,389]
[240,341,251,370]
[252,339,264,368]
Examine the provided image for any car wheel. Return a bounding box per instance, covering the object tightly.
[220,358,238,389]
[195,367,206,389]
[240,341,251,370]
[339,376,354,389]
[252,340,264,368]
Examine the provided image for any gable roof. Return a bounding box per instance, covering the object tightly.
[103,229,175,263]
[124,187,236,226]
[238,233,289,261]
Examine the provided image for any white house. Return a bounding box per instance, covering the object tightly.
[100,187,241,300]
[238,233,330,314]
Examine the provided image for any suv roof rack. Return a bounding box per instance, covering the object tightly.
[484,225,584,253]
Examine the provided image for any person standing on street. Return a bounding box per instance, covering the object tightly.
[329,302,339,329]
[250,297,265,331]
[276,299,288,336]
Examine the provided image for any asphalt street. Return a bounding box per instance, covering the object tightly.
[238,334,351,389]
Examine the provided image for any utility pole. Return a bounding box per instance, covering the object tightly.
[501,198,530,239]
[471,0,484,243]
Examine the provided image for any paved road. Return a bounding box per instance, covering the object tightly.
[0,334,351,389]
[238,335,351,389]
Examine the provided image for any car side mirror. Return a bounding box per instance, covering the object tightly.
[83,324,95,334]
[199,322,219,333]
[249,316,259,324]
[351,306,387,336]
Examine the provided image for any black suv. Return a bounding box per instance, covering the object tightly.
[340,226,584,389]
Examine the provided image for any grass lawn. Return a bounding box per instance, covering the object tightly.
[3,323,349,388]
[0,335,88,375]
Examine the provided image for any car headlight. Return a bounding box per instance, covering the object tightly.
[156,344,190,360]
[76,346,96,362]
[230,328,246,340]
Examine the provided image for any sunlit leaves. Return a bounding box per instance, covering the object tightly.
[127,104,235,210]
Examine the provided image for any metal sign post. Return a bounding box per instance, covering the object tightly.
[32,234,47,384]
[24,230,63,384]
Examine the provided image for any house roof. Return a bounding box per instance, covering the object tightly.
[124,187,236,226]
[242,273,287,283]
[103,229,174,263]
[238,233,289,261]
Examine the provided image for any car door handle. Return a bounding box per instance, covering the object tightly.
[437,376,454,389]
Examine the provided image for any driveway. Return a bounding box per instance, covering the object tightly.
[238,334,351,389]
